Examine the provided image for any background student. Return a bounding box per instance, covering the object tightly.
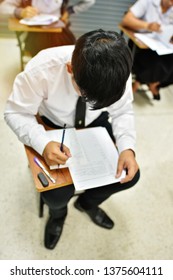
[1,0,95,56]
[4,29,140,250]
[121,0,173,100]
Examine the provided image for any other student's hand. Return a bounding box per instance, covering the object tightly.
[42,141,72,166]
[20,6,38,18]
[147,22,161,32]
[116,149,139,183]
[60,11,70,24]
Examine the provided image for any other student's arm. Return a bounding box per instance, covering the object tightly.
[121,10,161,32]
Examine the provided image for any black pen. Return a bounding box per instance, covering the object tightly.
[60,124,66,152]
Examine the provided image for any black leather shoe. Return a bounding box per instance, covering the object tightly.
[44,215,66,249]
[74,199,114,229]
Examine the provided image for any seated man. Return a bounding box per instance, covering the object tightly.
[4,29,140,250]
[1,0,95,56]
[121,0,173,100]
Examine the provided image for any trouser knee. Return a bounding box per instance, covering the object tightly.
[78,169,140,208]
[41,184,75,215]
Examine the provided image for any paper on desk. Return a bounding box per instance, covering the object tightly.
[135,25,173,55]
[156,25,173,46]
[47,128,85,170]
[20,14,59,26]
[68,127,126,191]
[46,127,125,191]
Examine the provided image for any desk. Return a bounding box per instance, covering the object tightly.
[25,145,73,192]
[8,17,65,70]
[8,17,64,33]
[118,24,148,49]
[24,115,73,193]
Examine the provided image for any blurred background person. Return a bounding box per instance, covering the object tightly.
[1,0,95,56]
[121,0,173,100]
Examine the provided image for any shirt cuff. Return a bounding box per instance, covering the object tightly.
[117,140,136,155]
[30,134,52,156]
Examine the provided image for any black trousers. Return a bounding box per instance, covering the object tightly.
[129,40,173,87]
[41,112,140,218]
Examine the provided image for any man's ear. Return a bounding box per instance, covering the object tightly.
[66,62,73,74]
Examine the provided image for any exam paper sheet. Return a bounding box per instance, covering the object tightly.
[135,25,173,55]
[20,14,59,26]
[68,127,125,190]
[46,127,125,190]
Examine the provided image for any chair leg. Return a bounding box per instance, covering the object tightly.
[39,194,44,218]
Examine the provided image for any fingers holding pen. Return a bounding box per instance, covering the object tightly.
[147,22,161,32]
[21,6,39,18]
[43,141,72,166]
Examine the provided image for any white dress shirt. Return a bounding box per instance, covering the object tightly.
[130,0,173,25]
[4,45,136,156]
[0,0,95,16]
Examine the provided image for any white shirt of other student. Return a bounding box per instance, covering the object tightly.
[0,0,95,16]
[4,45,136,157]
[130,0,173,25]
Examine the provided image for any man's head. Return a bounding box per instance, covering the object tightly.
[71,29,132,109]
[161,0,173,10]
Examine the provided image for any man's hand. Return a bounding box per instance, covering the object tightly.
[116,149,139,183]
[42,141,72,166]
[147,22,161,32]
[20,6,38,18]
[60,11,70,24]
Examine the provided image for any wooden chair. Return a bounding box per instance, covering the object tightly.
[39,194,44,218]
[24,144,73,218]
[8,17,64,72]
[25,115,86,218]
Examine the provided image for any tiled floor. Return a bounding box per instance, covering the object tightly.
[0,37,173,260]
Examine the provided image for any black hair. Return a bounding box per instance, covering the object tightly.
[72,29,132,109]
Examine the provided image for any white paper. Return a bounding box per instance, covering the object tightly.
[20,14,59,26]
[47,128,86,170]
[46,127,125,190]
[68,127,126,190]
[135,25,173,55]
[155,25,173,46]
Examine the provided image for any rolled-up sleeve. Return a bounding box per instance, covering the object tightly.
[130,0,148,18]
